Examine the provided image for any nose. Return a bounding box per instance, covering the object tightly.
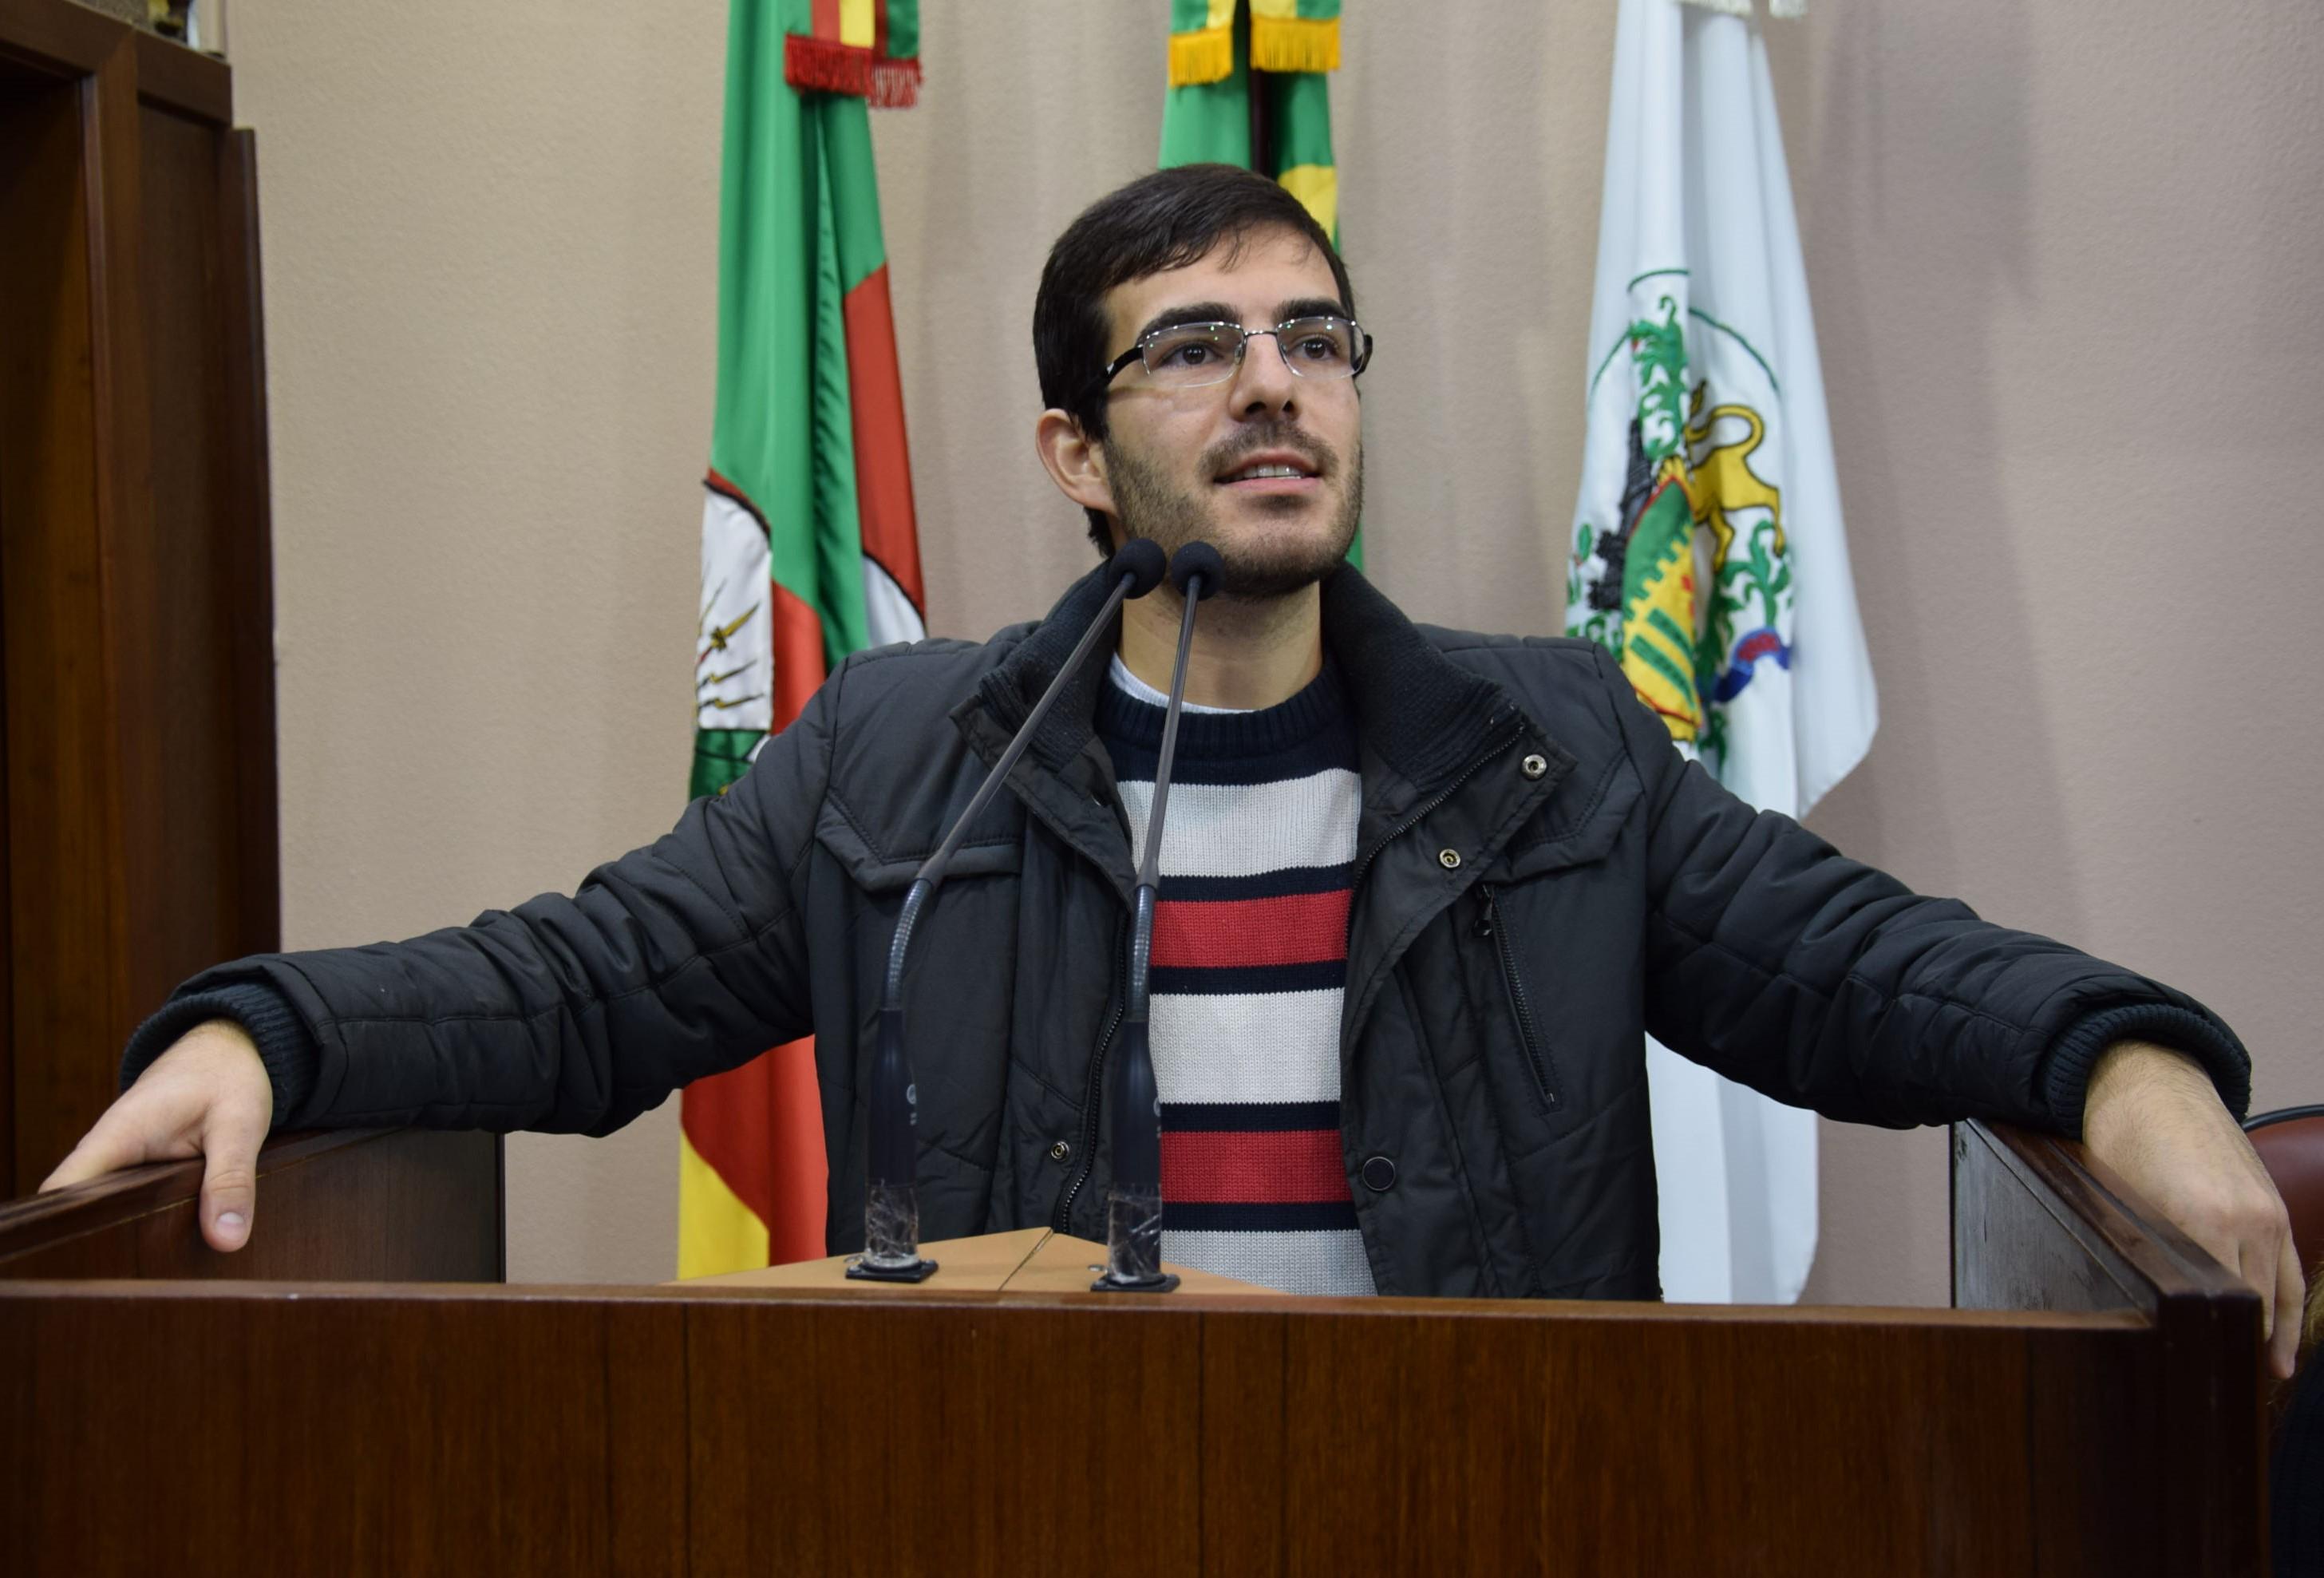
[1229,328,1300,419]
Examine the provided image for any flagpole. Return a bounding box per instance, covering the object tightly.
[1249,65,1272,172]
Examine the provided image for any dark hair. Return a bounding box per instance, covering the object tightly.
[1034,164,1357,554]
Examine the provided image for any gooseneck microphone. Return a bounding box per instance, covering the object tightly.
[849,540,1169,1282]
[1093,540,1223,1294]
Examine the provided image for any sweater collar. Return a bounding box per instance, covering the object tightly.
[964,558,1522,797]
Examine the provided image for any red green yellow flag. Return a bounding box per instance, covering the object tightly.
[680,0,926,1279]
[1160,0,1354,565]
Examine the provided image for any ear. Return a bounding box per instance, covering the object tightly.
[1035,408,1118,523]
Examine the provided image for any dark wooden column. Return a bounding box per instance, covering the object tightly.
[0,0,276,1194]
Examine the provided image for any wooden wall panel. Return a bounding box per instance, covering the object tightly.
[0,203,11,1200]
[219,129,281,955]
[0,0,278,1195]
[120,103,281,1013]
[129,101,242,1016]
[0,69,133,1196]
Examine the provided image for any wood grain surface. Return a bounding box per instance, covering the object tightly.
[0,1280,2179,1577]
[0,0,279,1196]
[0,1121,2267,1575]
[0,1128,501,1281]
[1954,1120,2266,1576]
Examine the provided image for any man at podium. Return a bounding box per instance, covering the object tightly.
[40,166,2303,1375]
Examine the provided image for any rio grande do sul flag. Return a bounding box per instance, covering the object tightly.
[681,0,926,1280]
[1565,0,1875,1303]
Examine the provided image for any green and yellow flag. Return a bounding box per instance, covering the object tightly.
[1171,0,1341,87]
[1160,0,1354,564]
[1162,0,1340,243]
[679,0,927,1279]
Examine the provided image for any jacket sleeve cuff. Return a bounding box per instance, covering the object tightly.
[2041,1002,2251,1138]
[117,983,321,1129]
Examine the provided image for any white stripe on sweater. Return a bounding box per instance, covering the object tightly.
[1119,770,1360,879]
[1151,989,1342,1105]
[1164,1228,1375,1296]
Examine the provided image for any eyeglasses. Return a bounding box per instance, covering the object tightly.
[1084,314,1373,403]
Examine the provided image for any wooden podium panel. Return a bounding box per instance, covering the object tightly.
[0,1276,2162,1576]
[0,1128,502,1283]
[0,1121,2268,1575]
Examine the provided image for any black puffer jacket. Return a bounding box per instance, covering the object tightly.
[128,563,2249,1299]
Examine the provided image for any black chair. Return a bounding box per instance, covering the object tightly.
[2247,1108,2324,1576]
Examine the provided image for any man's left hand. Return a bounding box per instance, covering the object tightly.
[2081,1039,2303,1379]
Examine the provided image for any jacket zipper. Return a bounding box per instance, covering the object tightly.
[1476,882,1563,1111]
[1052,919,1127,1234]
[1349,718,1524,890]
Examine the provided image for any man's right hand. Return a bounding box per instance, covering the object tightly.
[38,1021,274,1252]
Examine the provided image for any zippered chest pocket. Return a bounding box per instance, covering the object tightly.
[1474,882,1565,1113]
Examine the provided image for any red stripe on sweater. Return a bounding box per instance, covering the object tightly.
[1162,1128,1349,1204]
[1151,888,1350,970]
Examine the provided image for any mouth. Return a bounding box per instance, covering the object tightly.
[1212,449,1323,494]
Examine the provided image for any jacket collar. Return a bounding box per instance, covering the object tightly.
[1318,565,1524,793]
[962,558,1522,800]
[963,557,1127,779]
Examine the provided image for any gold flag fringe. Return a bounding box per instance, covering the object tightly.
[1250,15,1339,73]
[1168,25,1235,87]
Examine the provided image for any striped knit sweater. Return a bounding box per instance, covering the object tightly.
[1097,655,1376,1297]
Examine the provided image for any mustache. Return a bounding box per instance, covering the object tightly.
[1204,421,1338,479]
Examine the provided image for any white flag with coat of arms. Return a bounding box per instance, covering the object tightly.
[1565,0,1879,1303]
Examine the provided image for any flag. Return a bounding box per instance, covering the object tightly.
[1163,1,1339,247]
[1565,0,1876,1303]
[680,0,927,1279]
[1160,0,1355,564]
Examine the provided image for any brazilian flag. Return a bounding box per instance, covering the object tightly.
[1160,0,1354,564]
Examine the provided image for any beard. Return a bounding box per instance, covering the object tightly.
[1101,418,1365,600]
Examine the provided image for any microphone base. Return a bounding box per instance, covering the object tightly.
[1088,1270,1180,1295]
[844,1254,940,1283]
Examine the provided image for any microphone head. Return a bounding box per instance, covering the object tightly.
[1167,542,1225,601]
[1110,538,1168,599]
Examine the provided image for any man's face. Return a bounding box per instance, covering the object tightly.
[1093,227,1363,599]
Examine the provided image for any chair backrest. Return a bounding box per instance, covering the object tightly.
[2245,1105,2324,1283]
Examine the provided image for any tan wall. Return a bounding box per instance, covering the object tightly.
[231,0,2324,1297]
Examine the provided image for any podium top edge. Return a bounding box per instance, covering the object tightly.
[0,1276,2153,1333]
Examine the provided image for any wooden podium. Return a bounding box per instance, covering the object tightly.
[0,1120,2267,1575]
